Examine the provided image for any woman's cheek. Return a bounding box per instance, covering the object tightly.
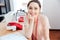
[28,11,37,16]
[28,12,34,16]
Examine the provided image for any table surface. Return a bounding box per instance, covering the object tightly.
[0,23,27,40]
[0,23,23,36]
[0,30,22,36]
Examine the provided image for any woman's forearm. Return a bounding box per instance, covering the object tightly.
[24,18,34,39]
[44,37,50,40]
[44,28,50,40]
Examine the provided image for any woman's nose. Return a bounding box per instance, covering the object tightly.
[31,9,35,13]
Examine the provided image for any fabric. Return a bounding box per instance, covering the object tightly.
[7,22,23,30]
[32,18,38,40]
[31,15,50,40]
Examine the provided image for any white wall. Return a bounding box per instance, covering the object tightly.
[10,0,43,12]
[10,0,30,11]
[43,0,60,29]
[39,0,43,12]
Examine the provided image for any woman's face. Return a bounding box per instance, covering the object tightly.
[28,2,41,16]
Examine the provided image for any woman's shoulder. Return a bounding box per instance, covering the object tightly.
[39,14,48,21]
[39,14,51,28]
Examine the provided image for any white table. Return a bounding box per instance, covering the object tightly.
[0,23,27,40]
[0,32,27,40]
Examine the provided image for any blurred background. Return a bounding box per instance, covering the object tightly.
[0,0,60,40]
[0,0,60,29]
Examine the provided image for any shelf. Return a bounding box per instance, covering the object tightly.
[0,3,5,7]
[0,0,11,15]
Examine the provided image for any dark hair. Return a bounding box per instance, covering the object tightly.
[27,0,41,8]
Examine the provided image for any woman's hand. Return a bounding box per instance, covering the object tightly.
[24,13,34,39]
[26,13,35,24]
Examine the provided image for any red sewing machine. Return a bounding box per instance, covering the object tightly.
[7,16,24,31]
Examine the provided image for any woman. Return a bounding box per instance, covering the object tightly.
[24,0,50,40]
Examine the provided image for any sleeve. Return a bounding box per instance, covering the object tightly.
[23,16,34,39]
[42,15,50,40]
[44,16,51,28]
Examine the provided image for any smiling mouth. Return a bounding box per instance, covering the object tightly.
[29,13,35,16]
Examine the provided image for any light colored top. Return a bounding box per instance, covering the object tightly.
[24,14,50,40]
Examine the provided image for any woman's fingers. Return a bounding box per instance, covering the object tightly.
[27,13,34,20]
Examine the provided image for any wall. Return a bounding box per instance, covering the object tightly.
[10,0,30,11]
[10,0,43,12]
[43,0,60,29]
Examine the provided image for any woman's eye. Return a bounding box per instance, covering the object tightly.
[29,7,32,9]
[35,8,37,10]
